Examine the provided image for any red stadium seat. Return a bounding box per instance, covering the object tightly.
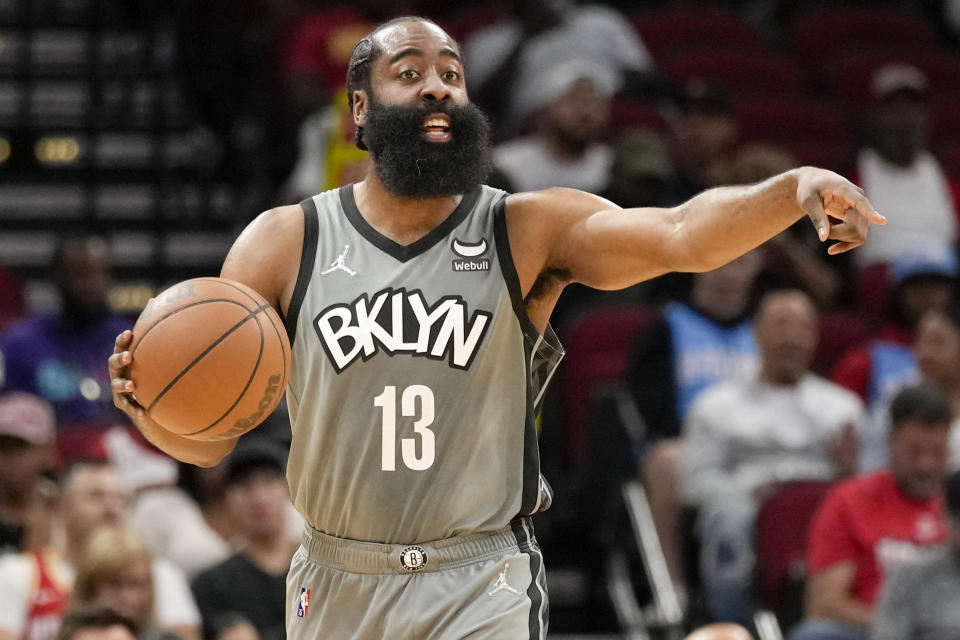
[737,97,849,142]
[736,96,851,163]
[0,266,25,333]
[932,97,960,147]
[556,306,656,469]
[789,7,938,77]
[856,262,892,325]
[443,6,506,44]
[812,312,872,377]
[755,481,835,630]
[937,141,960,179]
[664,52,807,98]
[829,50,960,107]
[608,98,670,135]
[632,7,763,62]
[789,141,852,171]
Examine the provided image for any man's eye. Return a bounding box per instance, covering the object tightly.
[400,70,419,79]
[444,71,460,81]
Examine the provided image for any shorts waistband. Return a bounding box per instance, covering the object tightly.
[301,519,535,575]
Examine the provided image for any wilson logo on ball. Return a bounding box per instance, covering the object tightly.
[143,282,198,317]
[230,374,284,434]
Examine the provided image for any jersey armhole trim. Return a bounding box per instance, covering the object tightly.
[493,197,539,342]
[284,197,320,344]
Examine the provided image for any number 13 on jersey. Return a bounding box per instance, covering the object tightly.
[374,385,436,471]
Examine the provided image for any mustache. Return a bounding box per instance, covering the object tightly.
[361,96,492,199]
[358,101,462,150]
[362,101,479,143]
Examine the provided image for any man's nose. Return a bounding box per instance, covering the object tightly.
[420,70,450,103]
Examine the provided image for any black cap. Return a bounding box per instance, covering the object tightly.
[224,437,287,486]
[946,469,960,520]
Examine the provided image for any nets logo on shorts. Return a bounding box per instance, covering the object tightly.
[297,587,310,618]
[399,545,428,571]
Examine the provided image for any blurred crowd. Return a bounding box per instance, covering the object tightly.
[4,0,960,639]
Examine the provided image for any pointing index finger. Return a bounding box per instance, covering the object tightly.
[832,189,886,225]
[853,198,886,225]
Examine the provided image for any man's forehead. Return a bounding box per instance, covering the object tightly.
[374,20,459,58]
[66,465,122,492]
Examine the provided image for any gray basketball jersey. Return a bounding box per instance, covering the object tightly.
[283,184,564,544]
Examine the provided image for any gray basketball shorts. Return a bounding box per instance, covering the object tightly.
[286,518,548,640]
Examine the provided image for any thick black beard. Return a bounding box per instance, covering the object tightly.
[362,96,492,199]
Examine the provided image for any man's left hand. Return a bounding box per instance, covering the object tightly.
[796,167,887,255]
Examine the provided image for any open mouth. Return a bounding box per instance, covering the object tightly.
[421,114,451,142]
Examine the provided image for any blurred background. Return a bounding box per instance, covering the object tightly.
[3,1,960,639]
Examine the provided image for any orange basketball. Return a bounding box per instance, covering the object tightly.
[128,277,291,441]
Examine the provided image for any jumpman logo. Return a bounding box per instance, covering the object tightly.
[321,244,357,276]
[487,562,523,596]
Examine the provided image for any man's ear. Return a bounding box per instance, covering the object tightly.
[353,89,367,128]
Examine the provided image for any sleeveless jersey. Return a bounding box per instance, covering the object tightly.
[283,184,564,544]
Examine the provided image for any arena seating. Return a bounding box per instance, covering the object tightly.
[633,7,764,60]
[736,96,852,170]
[554,305,656,471]
[789,6,938,82]
[754,481,835,633]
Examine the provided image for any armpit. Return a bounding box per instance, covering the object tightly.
[525,267,572,304]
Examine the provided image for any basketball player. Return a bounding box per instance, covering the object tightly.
[109,17,885,639]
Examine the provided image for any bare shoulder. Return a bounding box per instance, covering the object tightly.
[498,188,622,300]
[505,187,620,219]
[221,204,305,313]
[238,204,305,242]
[502,188,619,262]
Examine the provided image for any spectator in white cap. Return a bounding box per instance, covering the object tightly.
[464,0,653,134]
[851,62,960,268]
[0,392,57,555]
[493,60,617,193]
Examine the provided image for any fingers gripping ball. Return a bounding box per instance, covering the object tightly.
[129,278,291,441]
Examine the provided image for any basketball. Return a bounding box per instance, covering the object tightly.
[128,277,291,441]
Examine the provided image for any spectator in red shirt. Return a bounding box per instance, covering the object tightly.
[788,383,952,640]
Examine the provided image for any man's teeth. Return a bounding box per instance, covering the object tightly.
[424,118,448,129]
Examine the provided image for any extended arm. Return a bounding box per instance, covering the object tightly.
[572,168,881,287]
[805,562,873,628]
[508,167,883,302]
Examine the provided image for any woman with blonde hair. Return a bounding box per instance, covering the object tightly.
[70,526,180,640]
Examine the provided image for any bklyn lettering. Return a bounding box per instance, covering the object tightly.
[314,287,492,373]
